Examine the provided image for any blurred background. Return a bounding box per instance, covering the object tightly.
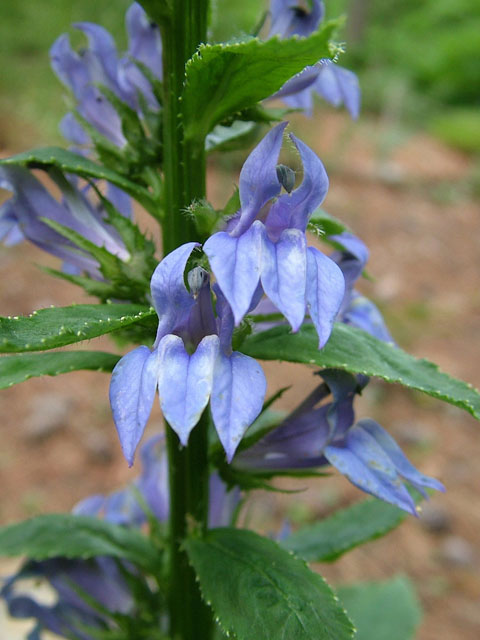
[0,1,479,638]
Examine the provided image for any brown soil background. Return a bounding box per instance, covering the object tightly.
[1,111,479,638]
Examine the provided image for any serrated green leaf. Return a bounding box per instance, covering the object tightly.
[0,351,120,389]
[183,22,340,141]
[282,498,407,562]
[0,304,155,353]
[242,323,480,421]
[337,577,422,640]
[0,514,159,573]
[184,527,354,640]
[0,147,153,209]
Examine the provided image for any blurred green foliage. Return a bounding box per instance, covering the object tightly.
[429,109,480,154]
[0,0,478,152]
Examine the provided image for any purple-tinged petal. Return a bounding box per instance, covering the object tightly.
[0,199,24,246]
[104,488,146,525]
[72,494,105,517]
[59,112,90,145]
[77,86,127,147]
[157,334,218,446]
[330,231,369,266]
[214,284,236,354]
[109,345,158,466]
[106,182,132,218]
[261,227,307,331]
[50,34,90,97]
[204,221,263,325]
[320,369,360,435]
[0,166,99,271]
[273,64,320,99]
[343,292,395,343]
[211,351,266,462]
[232,123,286,236]
[151,242,198,343]
[74,22,120,89]
[282,88,315,117]
[177,270,217,349]
[208,473,241,527]
[265,134,329,236]
[136,435,169,522]
[48,168,129,259]
[237,404,330,470]
[118,58,158,109]
[306,246,345,347]
[314,63,361,120]
[358,419,445,494]
[125,3,162,78]
[325,428,417,514]
[331,252,365,292]
[269,0,324,38]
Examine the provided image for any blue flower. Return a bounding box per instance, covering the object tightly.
[204,123,345,348]
[109,244,267,465]
[0,165,129,276]
[1,436,239,640]
[74,436,240,528]
[50,3,162,147]
[2,557,133,640]
[331,232,395,343]
[268,0,361,118]
[269,0,325,38]
[235,369,444,514]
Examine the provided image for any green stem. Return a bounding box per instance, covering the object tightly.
[166,415,212,640]
[157,1,211,638]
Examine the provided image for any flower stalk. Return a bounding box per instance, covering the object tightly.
[157,1,212,638]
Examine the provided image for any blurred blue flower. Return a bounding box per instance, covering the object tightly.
[268,0,360,118]
[0,165,129,277]
[331,232,395,343]
[50,3,162,147]
[235,369,444,514]
[1,436,239,640]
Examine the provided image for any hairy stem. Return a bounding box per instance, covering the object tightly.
[157,1,211,638]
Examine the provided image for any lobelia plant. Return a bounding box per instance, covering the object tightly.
[0,1,478,639]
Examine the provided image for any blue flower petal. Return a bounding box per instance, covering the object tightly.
[204,221,263,325]
[109,345,158,466]
[50,34,90,97]
[261,227,307,332]
[59,113,90,145]
[273,64,320,99]
[106,183,132,218]
[150,242,199,343]
[269,0,324,38]
[74,21,120,90]
[125,2,162,78]
[233,122,286,236]
[157,334,218,446]
[314,63,361,120]
[306,246,345,347]
[77,86,127,147]
[343,293,395,343]
[265,133,329,236]
[211,351,267,462]
[358,418,445,494]
[325,427,417,514]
